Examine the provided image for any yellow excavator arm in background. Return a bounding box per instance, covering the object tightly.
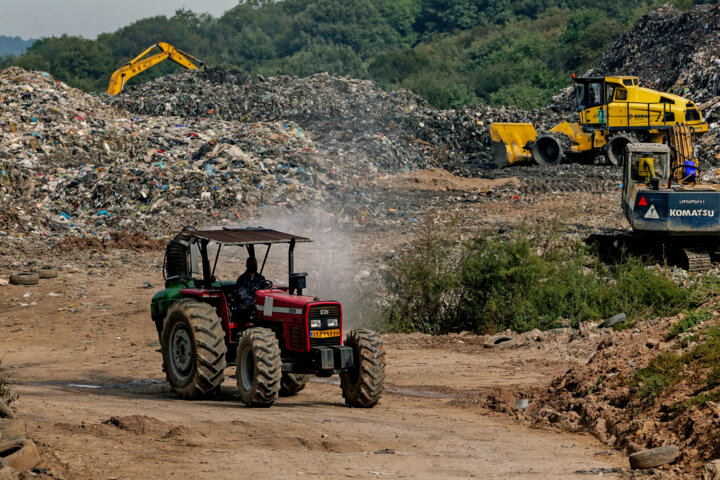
[107,42,203,95]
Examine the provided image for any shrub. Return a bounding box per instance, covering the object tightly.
[0,360,16,406]
[666,309,713,340]
[383,222,463,334]
[383,230,700,335]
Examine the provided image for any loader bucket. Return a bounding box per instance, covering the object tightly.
[489,123,537,167]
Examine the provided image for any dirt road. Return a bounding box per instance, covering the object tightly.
[0,259,627,479]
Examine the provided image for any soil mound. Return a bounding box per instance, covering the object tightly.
[54,232,165,252]
[526,300,720,477]
[103,415,166,435]
[377,168,520,192]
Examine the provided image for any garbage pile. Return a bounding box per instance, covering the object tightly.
[111,67,562,176]
[0,67,349,240]
[0,65,607,245]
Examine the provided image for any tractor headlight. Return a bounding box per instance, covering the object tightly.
[326,318,339,328]
[310,319,322,329]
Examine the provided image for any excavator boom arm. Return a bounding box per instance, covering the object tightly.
[107,42,201,95]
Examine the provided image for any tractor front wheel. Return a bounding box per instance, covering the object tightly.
[236,328,282,407]
[280,373,310,397]
[340,329,386,408]
[161,299,227,399]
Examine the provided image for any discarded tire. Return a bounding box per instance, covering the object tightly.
[0,438,41,473]
[35,266,58,279]
[0,465,18,480]
[601,313,627,328]
[8,273,38,286]
[484,335,515,348]
[629,445,680,469]
[0,420,25,443]
[236,328,282,407]
[341,329,386,408]
[279,373,310,397]
[161,299,227,399]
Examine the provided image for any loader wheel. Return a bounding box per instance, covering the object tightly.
[606,134,636,166]
[236,328,281,407]
[280,373,310,397]
[161,299,227,399]
[532,134,563,166]
[341,329,386,408]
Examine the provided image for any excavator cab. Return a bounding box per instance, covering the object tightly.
[624,145,669,192]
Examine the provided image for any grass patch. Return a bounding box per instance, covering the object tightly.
[383,230,702,335]
[666,309,713,340]
[633,352,684,407]
[634,324,720,410]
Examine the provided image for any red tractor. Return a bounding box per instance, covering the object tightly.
[151,227,385,407]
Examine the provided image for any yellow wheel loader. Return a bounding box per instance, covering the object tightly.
[490,75,708,167]
[107,42,203,95]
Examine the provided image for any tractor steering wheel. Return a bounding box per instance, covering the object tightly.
[262,279,273,289]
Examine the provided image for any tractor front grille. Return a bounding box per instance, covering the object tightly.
[308,304,341,323]
[308,304,341,348]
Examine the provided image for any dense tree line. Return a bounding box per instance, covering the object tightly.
[0,0,712,108]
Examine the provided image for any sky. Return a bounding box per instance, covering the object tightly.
[0,0,241,40]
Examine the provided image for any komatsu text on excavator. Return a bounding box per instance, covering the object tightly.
[107,42,203,95]
[490,75,708,167]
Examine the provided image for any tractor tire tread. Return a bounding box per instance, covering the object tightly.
[341,329,386,408]
[280,374,310,397]
[237,328,281,407]
[162,299,227,400]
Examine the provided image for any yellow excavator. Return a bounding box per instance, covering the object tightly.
[490,75,708,167]
[107,42,203,95]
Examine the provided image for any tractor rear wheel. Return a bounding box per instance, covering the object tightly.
[236,328,282,407]
[340,329,386,408]
[161,299,227,399]
[280,373,310,397]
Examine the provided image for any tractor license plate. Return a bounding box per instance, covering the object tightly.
[310,329,340,338]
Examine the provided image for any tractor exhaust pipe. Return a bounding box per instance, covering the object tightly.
[532,134,563,166]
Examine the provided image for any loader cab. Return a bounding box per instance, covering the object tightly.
[574,77,610,127]
[574,77,605,112]
[574,76,643,128]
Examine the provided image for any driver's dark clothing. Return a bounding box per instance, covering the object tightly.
[235,271,266,310]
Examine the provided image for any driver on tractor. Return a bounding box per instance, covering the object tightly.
[236,257,266,313]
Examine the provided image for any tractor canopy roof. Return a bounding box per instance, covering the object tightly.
[184,227,312,246]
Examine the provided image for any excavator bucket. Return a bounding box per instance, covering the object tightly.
[489,123,537,167]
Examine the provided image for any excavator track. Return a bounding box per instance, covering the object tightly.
[586,232,716,273]
[683,248,712,273]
